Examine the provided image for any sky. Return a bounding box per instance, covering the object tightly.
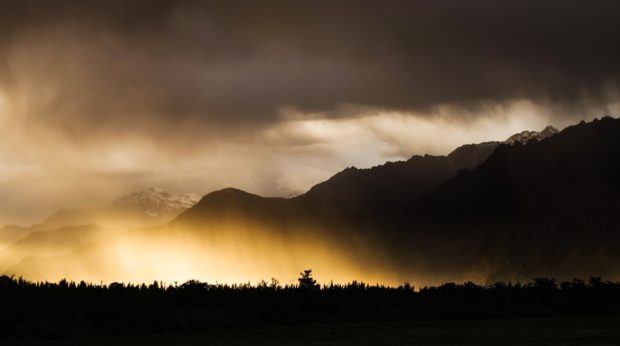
[1,0,620,225]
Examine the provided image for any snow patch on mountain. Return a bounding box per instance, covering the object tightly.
[112,188,200,217]
[504,126,559,145]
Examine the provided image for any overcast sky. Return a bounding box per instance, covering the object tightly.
[1,0,619,225]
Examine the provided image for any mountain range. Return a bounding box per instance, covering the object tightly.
[5,119,620,285]
[0,189,199,273]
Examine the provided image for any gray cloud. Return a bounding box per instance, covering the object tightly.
[2,0,620,133]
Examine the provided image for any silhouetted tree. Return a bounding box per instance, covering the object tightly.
[298,269,319,289]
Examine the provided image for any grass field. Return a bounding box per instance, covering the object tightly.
[5,315,620,345]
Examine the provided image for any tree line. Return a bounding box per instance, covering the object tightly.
[1,273,620,340]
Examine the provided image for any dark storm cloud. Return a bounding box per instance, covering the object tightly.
[3,0,620,225]
[2,0,620,135]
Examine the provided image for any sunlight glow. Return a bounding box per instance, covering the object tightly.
[2,222,405,286]
[0,91,7,122]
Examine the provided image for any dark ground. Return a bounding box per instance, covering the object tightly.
[6,315,620,346]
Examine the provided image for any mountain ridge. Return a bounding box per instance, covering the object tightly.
[385,116,620,282]
[12,119,620,285]
[166,117,620,284]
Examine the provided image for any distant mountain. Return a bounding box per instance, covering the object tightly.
[36,188,200,230]
[0,189,199,279]
[112,188,199,217]
[0,225,30,252]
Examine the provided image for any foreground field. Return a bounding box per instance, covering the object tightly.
[9,315,620,346]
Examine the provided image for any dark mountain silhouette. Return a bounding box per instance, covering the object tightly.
[166,119,620,284]
[179,188,288,225]
[163,134,522,278]
[380,117,620,282]
[291,126,558,219]
[177,139,503,228]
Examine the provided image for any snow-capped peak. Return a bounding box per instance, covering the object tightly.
[111,188,200,217]
[504,125,559,145]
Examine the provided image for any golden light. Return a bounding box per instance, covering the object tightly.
[0,90,6,119]
[2,220,406,286]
